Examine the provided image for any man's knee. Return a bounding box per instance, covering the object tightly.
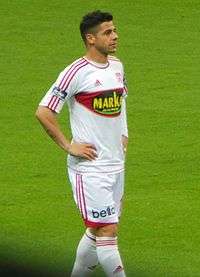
[90,224,118,237]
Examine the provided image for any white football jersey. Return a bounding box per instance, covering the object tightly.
[39,56,128,173]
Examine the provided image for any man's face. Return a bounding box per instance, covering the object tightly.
[87,21,118,55]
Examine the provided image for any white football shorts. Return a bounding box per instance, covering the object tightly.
[68,168,124,228]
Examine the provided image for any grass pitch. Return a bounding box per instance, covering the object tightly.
[1,0,200,276]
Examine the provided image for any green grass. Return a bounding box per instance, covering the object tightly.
[1,0,200,276]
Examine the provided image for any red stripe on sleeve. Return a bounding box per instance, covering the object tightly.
[47,95,55,108]
[49,96,57,109]
[58,59,85,89]
[61,61,88,91]
[51,98,60,111]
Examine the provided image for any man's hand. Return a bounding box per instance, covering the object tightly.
[68,142,97,161]
[122,135,128,154]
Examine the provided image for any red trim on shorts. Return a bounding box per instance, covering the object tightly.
[76,174,88,221]
[80,174,88,220]
[84,219,118,228]
[76,174,81,212]
[78,174,84,218]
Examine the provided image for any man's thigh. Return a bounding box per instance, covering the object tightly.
[68,169,124,228]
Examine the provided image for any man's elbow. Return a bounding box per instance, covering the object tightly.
[35,106,47,122]
[35,106,42,120]
[35,106,55,122]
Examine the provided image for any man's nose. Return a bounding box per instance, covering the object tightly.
[113,32,118,40]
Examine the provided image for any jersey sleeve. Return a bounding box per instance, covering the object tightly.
[121,64,128,98]
[123,74,128,97]
[39,66,78,114]
[121,64,128,137]
[121,97,128,137]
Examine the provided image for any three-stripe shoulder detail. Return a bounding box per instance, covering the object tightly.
[58,58,89,91]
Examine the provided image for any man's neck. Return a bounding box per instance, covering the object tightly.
[85,49,108,64]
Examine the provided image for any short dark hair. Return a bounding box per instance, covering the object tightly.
[80,10,113,42]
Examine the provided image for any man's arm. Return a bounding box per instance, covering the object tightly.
[121,98,128,153]
[35,106,97,161]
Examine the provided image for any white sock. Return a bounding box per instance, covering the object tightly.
[96,236,126,277]
[71,229,98,276]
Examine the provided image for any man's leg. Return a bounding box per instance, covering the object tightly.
[92,224,126,277]
[71,228,98,276]
[70,170,125,276]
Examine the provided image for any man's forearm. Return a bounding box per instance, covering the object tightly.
[36,106,97,160]
[121,98,128,138]
[35,106,71,152]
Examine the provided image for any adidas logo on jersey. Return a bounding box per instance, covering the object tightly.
[95,79,102,86]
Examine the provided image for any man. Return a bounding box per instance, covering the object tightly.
[36,10,128,277]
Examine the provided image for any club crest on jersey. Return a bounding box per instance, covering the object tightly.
[115,72,123,83]
[52,86,67,100]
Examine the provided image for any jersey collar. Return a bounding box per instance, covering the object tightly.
[83,57,109,69]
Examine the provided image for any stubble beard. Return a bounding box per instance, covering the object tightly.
[96,45,116,57]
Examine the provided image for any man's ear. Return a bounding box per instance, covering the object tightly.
[85,33,96,45]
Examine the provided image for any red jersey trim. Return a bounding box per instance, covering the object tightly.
[76,87,124,94]
[58,58,85,89]
[47,96,60,111]
[75,88,124,118]
[84,219,118,228]
[62,61,88,91]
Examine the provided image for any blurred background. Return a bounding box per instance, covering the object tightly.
[1,0,200,276]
